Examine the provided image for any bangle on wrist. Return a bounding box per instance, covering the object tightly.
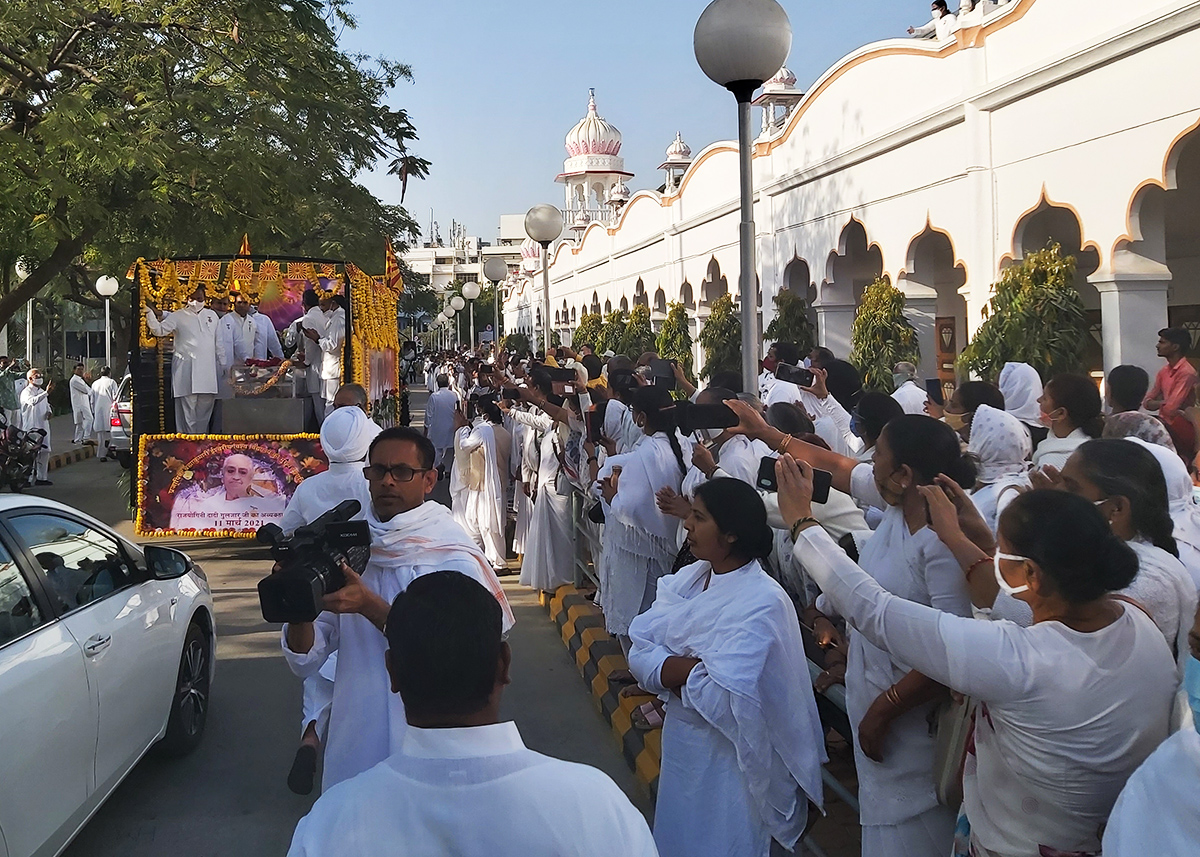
[964,555,992,580]
[789,516,818,541]
[885,685,904,710]
[777,433,793,456]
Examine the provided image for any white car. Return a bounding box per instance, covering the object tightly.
[0,496,215,857]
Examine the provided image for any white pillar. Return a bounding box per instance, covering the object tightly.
[898,282,939,380]
[815,301,856,358]
[1089,250,1170,376]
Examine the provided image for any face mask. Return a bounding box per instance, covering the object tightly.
[187,299,204,311]
[932,9,942,18]
[31,377,43,386]
[802,357,812,369]
[1039,409,1057,427]
[762,357,778,373]
[993,553,1031,596]
[1185,655,1200,734]
[943,411,968,432]
[892,373,910,391]
[249,305,259,315]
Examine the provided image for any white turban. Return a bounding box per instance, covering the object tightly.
[319,406,382,464]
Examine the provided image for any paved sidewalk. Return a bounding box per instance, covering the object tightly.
[46,412,98,470]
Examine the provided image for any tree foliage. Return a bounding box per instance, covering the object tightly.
[0,0,428,328]
[850,276,920,392]
[596,310,627,355]
[657,301,694,381]
[572,312,602,349]
[501,332,530,355]
[699,294,741,379]
[959,244,1087,381]
[764,289,815,354]
[619,304,656,358]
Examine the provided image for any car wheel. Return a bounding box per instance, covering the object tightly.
[158,621,210,757]
[115,450,132,469]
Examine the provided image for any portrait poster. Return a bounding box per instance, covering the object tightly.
[137,434,329,537]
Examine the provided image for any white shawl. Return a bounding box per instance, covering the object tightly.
[1127,437,1200,590]
[605,433,691,543]
[1126,540,1196,672]
[969,404,1031,483]
[629,559,826,846]
[1103,729,1200,856]
[998,362,1043,428]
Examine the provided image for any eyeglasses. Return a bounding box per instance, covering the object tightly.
[363,463,430,483]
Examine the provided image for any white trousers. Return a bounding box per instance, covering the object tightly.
[301,673,334,742]
[321,378,340,419]
[175,394,216,434]
[94,428,111,457]
[32,449,49,483]
[72,409,92,443]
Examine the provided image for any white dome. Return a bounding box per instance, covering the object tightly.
[520,237,541,260]
[565,89,622,157]
[573,210,593,227]
[607,179,631,203]
[665,131,692,161]
[765,66,798,89]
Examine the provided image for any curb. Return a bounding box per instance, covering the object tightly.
[49,444,95,471]
[540,586,661,797]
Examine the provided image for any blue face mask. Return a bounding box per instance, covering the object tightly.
[849,414,860,439]
[1186,654,1200,734]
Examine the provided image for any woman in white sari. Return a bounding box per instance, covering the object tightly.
[779,459,1177,857]
[628,477,825,857]
[1031,374,1103,471]
[722,401,975,857]
[998,362,1046,447]
[597,385,692,649]
[967,405,1031,534]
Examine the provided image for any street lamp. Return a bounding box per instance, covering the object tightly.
[462,281,481,348]
[14,259,32,362]
[694,0,792,394]
[449,296,465,350]
[95,275,119,369]
[483,257,507,351]
[524,204,563,355]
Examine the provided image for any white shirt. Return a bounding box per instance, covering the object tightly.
[300,306,327,395]
[424,388,459,450]
[145,305,226,396]
[794,525,1176,857]
[764,381,862,454]
[1103,728,1200,856]
[68,374,92,415]
[1031,427,1088,471]
[279,462,371,536]
[890,380,928,415]
[90,376,120,426]
[286,721,657,857]
[318,307,346,382]
[19,383,51,437]
[250,310,284,360]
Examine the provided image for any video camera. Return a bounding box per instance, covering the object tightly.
[256,499,372,624]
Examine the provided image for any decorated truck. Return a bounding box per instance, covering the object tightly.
[128,247,408,537]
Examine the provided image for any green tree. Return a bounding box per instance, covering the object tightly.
[657,302,694,381]
[960,244,1087,380]
[619,304,656,358]
[850,276,920,392]
[596,310,627,354]
[764,289,815,353]
[699,294,741,379]
[0,0,429,327]
[501,332,530,355]
[572,312,602,349]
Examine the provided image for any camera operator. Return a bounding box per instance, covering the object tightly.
[278,403,380,794]
[280,426,514,792]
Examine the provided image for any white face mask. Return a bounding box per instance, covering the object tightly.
[187,299,204,311]
[993,552,1030,596]
[31,377,43,386]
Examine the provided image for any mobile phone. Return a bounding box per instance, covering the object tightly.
[502,388,522,402]
[925,378,946,407]
[676,400,738,435]
[586,406,605,444]
[648,358,677,390]
[756,456,832,504]
[775,363,815,387]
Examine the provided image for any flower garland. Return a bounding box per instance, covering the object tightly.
[236,360,294,396]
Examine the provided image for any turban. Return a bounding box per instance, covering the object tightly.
[320,406,382,464]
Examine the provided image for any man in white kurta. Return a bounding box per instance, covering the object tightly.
[90,368,120,460]
[423,375,458,472]
[278,404,380,794]
[298,293,328,427]
[68,364,93,444]
[890,363,929,415]
[280,427,514,792]
[305,296,345,419]
[20,368,52,484]
[145,285,226,434]
[249,304,285,360]
[286,571,654,857]
[450,404,511,572]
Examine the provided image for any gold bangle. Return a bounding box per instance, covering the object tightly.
[886,685,904,710]
[777,433,793,456]
[789,516,818,541]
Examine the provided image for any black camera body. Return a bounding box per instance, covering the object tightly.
[256,499,372,624]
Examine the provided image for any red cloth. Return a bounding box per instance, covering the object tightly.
[1145,359,1198,420]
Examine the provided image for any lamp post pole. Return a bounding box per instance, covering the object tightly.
[524,205,564,356]
[95,276,119,368]
[693,0,792,395]
[14,260,31,362]
[483,257,507,354]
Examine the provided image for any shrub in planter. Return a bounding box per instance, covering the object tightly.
[699,294,742,379]
[764,289,816,354]
[850,275,920,392]
[620,305,656,359]
[657,301,694,382]
[596,310,627,355]
[572,313,602,350]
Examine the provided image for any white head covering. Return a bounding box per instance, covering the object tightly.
[1125,437,1200,589]
[969,404,1031,483]
[319,405,382,464]
[998,362,1044,428]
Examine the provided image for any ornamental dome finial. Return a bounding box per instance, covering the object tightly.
[565,89,622,157]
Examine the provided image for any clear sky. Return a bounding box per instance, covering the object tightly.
[339,0,926,245]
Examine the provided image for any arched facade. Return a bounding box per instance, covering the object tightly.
[505,0,1200,379]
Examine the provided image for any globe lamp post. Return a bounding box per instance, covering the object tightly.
[95,275,119,369]
[483,256,507,350]
[14,259,32,362]
[461,281,481,348]
[693,0,791,394]
[524,204,563,355]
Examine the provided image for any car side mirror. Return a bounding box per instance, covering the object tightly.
[145,545,193,580]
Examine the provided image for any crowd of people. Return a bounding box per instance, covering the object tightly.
[277,330,1200,856]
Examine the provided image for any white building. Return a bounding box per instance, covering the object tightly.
[508,0,1200,384]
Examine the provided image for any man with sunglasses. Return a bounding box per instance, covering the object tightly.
[281,426,514,793]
